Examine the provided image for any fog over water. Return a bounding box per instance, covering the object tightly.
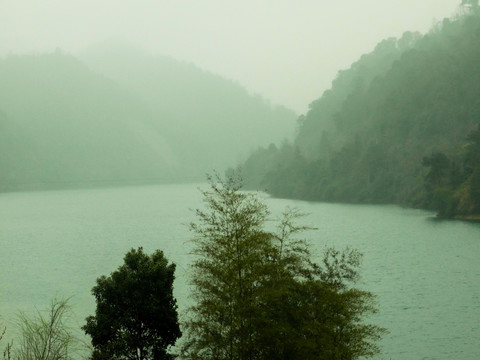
[0,0,460,113]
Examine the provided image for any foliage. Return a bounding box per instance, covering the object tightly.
[1,326,12,360]
[241,11,480,211]
[422,125,480,217]
[182,174,385,359]
[14,297,79,360]
[83,248,181,360]
[0,45,296,192]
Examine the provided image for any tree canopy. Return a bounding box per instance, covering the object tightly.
[83,248,181,360]
[422,125,480,218]
[182,174,385,360]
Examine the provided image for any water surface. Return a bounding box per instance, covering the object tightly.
[1,184,479,359]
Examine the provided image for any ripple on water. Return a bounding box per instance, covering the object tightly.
[1,185,479,359]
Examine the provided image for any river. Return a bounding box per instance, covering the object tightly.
[0,183,479,359]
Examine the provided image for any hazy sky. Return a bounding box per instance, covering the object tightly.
[0,0,461,113]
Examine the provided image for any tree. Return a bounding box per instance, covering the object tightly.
[182,173,271,360]
[83,248,181,360]
[182,174,385,360]
[15,297,78,360]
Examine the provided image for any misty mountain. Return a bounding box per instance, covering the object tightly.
[0,52,182,191]
[78,39,296,176]
[240,11,480,216]
[0,45,296,192]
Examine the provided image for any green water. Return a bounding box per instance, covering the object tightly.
[1,184,479,359]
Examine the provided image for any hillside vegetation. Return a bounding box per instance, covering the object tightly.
[79,40,296,177]
[0,52,175,191]
[240,8,480,218]
[0,45,296,192]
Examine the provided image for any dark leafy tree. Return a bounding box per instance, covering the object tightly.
[83,248,181,360]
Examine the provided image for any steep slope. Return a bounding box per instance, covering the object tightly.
[295,31,422,160]
[241,11,480,215]
[0,52,178,191]
[78,40,297,175]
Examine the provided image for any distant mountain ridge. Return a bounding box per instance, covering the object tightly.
[0,43,296,192]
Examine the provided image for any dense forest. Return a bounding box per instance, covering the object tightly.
[240,6,480,219]
[0,44,295,192]
[422,125,480,218]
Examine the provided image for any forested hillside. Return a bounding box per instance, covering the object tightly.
[0,47,296,192]
[241,9,480,218]
[78,40,296,177]
[422,125,480,218]
[0,52,177,191]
